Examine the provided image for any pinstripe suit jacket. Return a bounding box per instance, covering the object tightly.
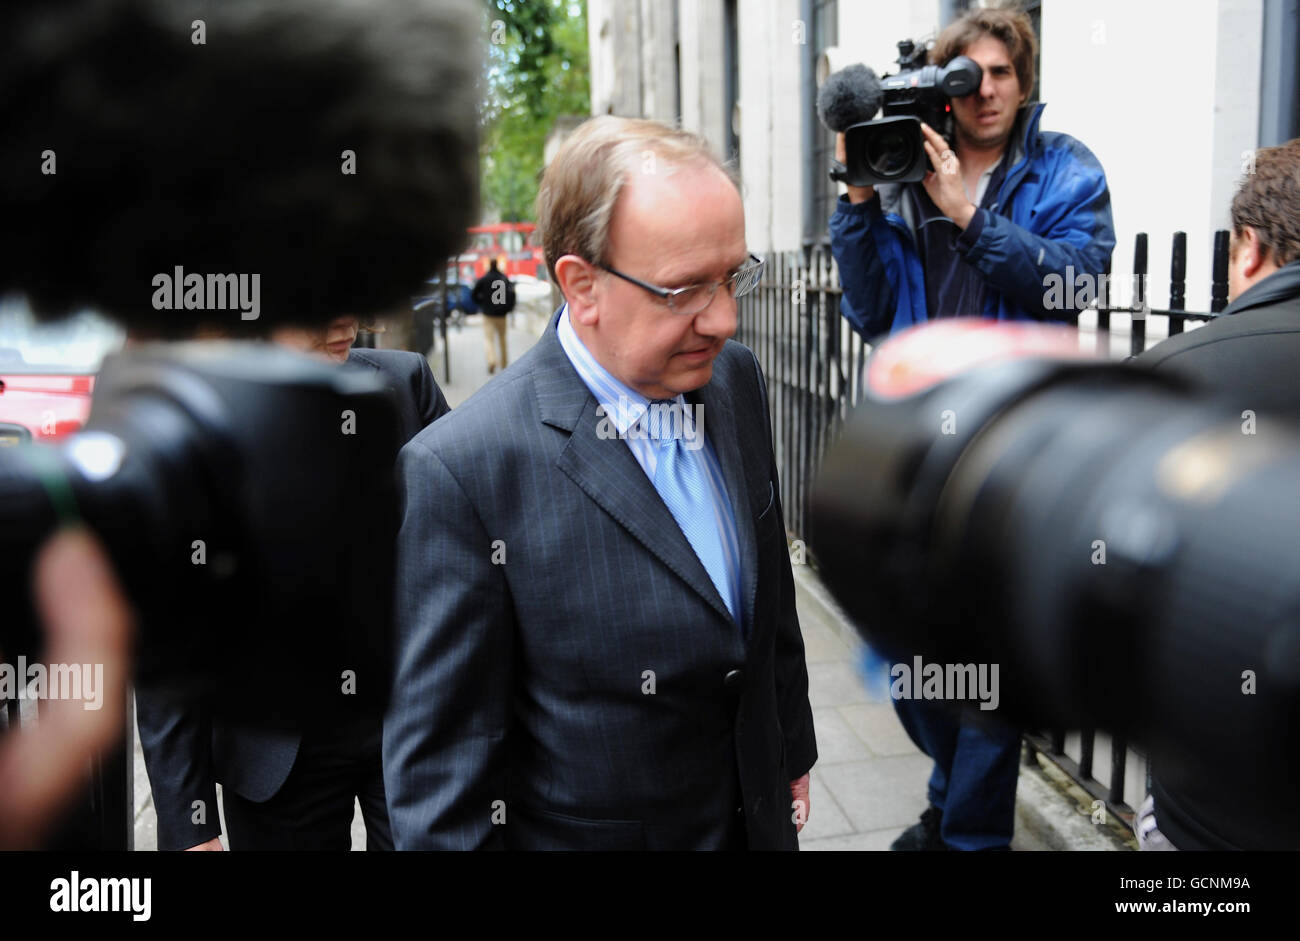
[383,314,817,850]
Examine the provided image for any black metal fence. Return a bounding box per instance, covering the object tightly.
[737,231,1232,837]
[1093,230,1231,358]
[1022,728,1140,836]
[737,247,859,547]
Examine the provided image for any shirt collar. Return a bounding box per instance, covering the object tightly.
[557,305,687,436]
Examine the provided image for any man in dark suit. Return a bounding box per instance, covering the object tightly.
[1135,139,1300,419]
[383,116,817,850]
[1131,138,1300,850]
[137,318,448,850]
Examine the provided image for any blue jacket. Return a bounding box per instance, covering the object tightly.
[829,103,1115,341]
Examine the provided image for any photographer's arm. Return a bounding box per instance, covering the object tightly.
[0,530,132,849]
[828,133,907,343]
[917,123,1115,320]
[835,133,876,207]
[955,163,1114,321]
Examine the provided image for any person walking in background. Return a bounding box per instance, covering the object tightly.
[472,258,516,374]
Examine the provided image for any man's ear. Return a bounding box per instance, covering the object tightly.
[555,254,601,325]
[1237,226,1269,278]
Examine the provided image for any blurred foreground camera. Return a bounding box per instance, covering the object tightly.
[0,0,482,721]
[811,322,1300,848]
[1,343,402,723]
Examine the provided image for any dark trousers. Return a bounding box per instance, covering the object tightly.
[893,698,1020,850]
[221,715,393,851]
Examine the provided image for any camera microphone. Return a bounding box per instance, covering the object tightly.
[816,64,884,133]
[825,40,982,187]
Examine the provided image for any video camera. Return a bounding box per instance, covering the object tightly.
[826,40,982,187]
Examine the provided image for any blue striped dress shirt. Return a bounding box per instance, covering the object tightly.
[556,306,744,626]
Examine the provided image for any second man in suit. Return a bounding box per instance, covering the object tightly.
[137,315,449,850]
[384,116,817,850]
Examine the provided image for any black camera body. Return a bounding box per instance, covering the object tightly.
[0,343,406,725]
[809,324,1300,849]
[841,40,982,187]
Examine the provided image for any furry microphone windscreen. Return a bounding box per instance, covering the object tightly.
[0,0,482,330]
[815,63,883,133]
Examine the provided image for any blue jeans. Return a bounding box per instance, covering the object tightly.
[893,697,1020,850]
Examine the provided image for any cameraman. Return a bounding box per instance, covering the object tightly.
[830,8,1115,338]
[829,7,1114,852]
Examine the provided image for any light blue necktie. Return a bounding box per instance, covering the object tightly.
[648,401,738,624]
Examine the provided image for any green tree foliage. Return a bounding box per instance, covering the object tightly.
[482,1,590,222]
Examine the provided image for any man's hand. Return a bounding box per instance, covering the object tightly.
[835,133,876,205]
[790,773,811,833]
[186,837,224,851]
[919,123,977,229]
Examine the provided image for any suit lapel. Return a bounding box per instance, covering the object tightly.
[533,315,733,626]
[692,380,759,636]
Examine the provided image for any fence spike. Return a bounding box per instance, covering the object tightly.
[1211,230,1230,313]
[1169,231,1187,335]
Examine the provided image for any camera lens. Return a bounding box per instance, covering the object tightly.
[810,355,1300,849]
[866,128,916,180]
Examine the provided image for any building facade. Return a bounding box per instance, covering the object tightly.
[588,0,1296,314]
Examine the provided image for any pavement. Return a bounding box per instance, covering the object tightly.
[425,309,553,408]
[131,314,1130,851]
[787,565,1128,852]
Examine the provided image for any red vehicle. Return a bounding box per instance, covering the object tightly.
[457,223,548,283]
[0,305,123,446]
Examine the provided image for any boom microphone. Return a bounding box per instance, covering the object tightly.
[0,0,482,330]
[816,64,884,133]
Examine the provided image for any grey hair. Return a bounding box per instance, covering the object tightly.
[536,115,739,283]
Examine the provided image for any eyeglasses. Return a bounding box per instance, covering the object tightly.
[598,254,765,315]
